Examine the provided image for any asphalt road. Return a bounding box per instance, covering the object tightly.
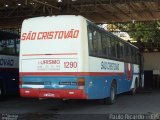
[0,90,160,120]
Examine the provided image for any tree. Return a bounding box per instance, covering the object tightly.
[127,21,160,42]
[106,21,160,42]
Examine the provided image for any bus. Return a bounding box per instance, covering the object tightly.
[19,15,143,104]
[0,30,19,99]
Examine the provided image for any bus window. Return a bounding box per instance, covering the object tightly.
[137,52,141,65]
[131,48,135,63]
[96,31,102,56]
[110,38,117,58]
[132,48,139,64]
[107,37,112,58]
[116,41,121,59]
[92,31,98,55]
[119,42,124,60]
[89,29,102,56]
[88,26,102,56]
[0,39,17,55]
[101,35,111,58]
[88,27,94,55]
[101,35,106,56]
[16,39,20,54]
[101,35,107,57]
[126,45,131,62]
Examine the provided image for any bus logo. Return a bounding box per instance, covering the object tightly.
[21,29,80,40]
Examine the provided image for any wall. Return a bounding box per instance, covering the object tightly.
[143,52,160,71]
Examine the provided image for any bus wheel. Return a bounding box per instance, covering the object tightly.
[107,82,116,105]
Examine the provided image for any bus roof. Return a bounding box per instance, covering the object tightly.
[23,15,86,23]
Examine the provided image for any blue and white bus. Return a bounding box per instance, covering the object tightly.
[20,15,143,104]
[0,30,19,99]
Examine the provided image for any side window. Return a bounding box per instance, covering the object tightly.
[116,41,121,59]
[110,38,117,58]
[101,35,111,58]
[132,49,139,64]
[131,48,136,63]
[101,35,106,56]
[88,27,94,55]
[137,52,140,65]
[96,31,102,55]
[92,31,98,55]
[88,25,102,56]
[120,42,124,59]
[107,37,112,57]
[16,39,20,54]
[0,39,17,55]
[126,45,131,62]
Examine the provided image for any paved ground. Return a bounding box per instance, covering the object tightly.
[0,90,160,120]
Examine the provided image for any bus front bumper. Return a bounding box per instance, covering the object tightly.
[20,88,87,99]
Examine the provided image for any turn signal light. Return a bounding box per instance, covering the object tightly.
[78,78,85,89]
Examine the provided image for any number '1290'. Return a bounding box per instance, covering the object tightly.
[64,62,77,68]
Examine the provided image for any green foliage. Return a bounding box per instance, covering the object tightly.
[107,21,160,42]
[126,21,160,42]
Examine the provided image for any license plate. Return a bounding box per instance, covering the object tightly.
[44,93,55,97]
